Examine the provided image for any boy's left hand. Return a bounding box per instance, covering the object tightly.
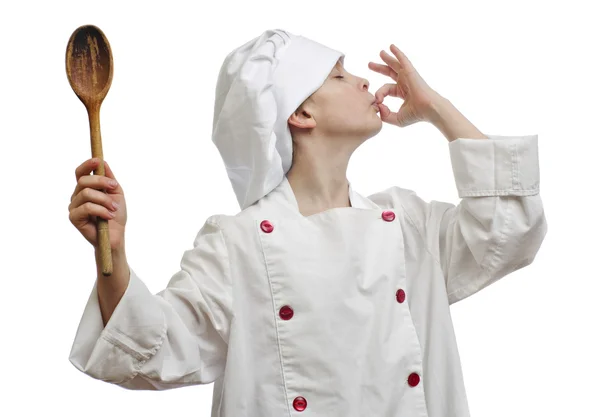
[369,44,444,128]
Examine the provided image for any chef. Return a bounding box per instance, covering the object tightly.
[68,28,548,416]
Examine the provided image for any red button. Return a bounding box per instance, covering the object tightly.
[396,289,406,303]
[408,372,420,387]
[279,305,294,320]
[293,396,307,411]
[260,220,274,233]
[382,210,395,222]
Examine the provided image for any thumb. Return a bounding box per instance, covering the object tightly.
[378,103,401,128]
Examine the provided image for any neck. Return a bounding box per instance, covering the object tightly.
[285,139,355,216]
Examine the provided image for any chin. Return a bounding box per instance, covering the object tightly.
[367,118,383,137]
[341,115,383,143]
[355,121,383,144]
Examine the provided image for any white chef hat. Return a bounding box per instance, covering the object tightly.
[211,29,345,210]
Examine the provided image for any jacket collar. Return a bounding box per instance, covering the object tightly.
[266,175,381,216]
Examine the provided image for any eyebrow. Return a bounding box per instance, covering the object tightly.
[330,59,344,76]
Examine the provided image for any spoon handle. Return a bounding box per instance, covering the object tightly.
[88,106,113,276]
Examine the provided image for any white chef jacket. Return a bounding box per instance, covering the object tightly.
[69,134,547,417]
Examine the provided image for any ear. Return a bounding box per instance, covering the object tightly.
[288,107,317,129]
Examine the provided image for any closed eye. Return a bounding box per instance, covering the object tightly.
[334,75,344,79]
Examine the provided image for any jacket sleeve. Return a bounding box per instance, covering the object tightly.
[369,134,548,305]
[68,215,233,390]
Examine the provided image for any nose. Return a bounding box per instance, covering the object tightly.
[361,78,369,91]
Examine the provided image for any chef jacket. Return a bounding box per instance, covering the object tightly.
[69,133,547,417]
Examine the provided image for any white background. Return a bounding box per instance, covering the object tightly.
[1,0,597,416]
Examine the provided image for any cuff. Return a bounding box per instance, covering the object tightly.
[68,266,167,384]
[448,133,540,197]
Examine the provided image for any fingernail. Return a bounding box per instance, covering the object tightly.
[109,179,118,187]
[112,201,119,210]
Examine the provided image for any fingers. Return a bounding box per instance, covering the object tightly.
[75,158,118,183]
[72,184,119,212]
[389,44,415,73]
[73,173,118,200]
[374,83,404,103]
[70,172,119,213]
[69,200,116,227]
[379,50,404,75]
[377,45,417,79]
[75,158,99,182]
[72,159,121,198]
[368,62,398,81]
[369,44,416,84]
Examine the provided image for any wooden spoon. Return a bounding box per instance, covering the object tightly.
[66,25,114,276]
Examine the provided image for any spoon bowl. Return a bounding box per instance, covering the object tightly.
[66,25,113,108]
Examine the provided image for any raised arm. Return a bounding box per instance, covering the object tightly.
[370,134,547,305]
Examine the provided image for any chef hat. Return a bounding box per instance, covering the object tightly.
[211,28,345,210]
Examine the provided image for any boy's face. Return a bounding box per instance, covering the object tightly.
[288,58,382,144]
